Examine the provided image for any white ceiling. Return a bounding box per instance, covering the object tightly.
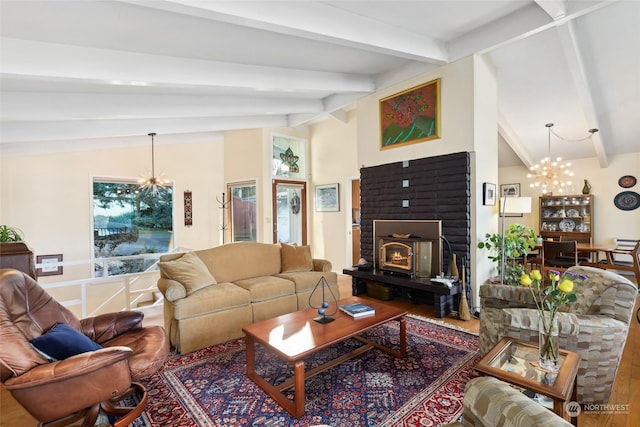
[1,0,639,167]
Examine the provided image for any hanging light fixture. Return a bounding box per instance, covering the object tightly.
[138,132,168,195]
[527,123,597,195]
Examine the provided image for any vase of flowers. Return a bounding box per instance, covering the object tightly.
[520,269,587,372]
[538,310,559,371]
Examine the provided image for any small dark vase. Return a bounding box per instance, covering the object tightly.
[582,179,591,195]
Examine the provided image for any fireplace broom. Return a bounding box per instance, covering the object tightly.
[458,263,471,321]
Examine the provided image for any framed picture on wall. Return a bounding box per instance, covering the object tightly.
[483,183,496,206]
[315,183,340,212]
[379,78,441,150]
[500,183,521,197]
[501,183,523,216]
[36,254,63,276]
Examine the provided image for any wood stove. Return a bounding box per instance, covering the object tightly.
[378,236,433,278]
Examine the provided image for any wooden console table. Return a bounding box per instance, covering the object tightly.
[342,267,459,318]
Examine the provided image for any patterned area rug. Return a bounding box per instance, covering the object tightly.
[135,315,479,427]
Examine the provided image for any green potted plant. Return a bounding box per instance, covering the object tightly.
[478,223,536,285]
[0,225,37,278]
[0,225,24,242]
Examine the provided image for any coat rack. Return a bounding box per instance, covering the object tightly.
[216,192,228,243]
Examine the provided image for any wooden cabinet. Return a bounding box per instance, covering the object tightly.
[539,195,593,242]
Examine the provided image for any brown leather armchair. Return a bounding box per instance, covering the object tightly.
[0,268,170,426]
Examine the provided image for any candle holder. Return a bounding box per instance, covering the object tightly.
[308,276,338,323]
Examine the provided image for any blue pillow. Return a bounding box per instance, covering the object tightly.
[29,323,102,361]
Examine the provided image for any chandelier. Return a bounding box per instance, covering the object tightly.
[138,132,169,195]
[527,123,597,195]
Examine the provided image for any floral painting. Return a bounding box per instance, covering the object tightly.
[380,78,440,149]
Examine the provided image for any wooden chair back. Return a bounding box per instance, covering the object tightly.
[542,240,579,274]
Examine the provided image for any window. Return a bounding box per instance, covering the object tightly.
[272,134,307,180]
[92,178,173,276]
[228,181,257,242]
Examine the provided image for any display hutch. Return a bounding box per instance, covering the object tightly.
[539,194,593,242]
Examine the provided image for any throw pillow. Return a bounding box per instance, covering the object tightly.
[281,243,313,272]
[30,323,102,361]
[158,251,217,295]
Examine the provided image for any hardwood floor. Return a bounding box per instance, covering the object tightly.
[1,275,637,426]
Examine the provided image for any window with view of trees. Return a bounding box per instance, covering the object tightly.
[93,179,173,276]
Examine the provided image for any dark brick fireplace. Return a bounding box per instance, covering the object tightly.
[359,151,471,283]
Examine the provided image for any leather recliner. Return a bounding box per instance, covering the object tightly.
[0,268,170,426]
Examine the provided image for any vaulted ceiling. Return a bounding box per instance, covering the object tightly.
[2,0,639,167]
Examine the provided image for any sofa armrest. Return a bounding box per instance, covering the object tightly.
[462,377,573,427]
[157,277,187,302]
[313,258,332,272]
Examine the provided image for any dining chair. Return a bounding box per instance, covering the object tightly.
[541,240,579,275]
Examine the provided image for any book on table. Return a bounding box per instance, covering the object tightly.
[339,302,375,318]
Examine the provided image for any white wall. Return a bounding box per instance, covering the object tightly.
[356,57,476,168]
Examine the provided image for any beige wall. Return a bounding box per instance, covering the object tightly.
[309,110,359,271]
[499,152,640,244]
[1,139,224,283]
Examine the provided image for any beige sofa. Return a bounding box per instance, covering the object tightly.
[157,242,339,353]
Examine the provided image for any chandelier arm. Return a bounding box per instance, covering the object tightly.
[550,127,599,143]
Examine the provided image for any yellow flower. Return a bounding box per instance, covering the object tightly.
[520,274,532,286]
[531,270,542,281]
[558,279,574,293]
[548,271,560,283]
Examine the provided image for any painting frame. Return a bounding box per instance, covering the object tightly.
[500,183,521,197]
[501,183,522,216]
[379,78,441,150]
[315,183,340,212]
[483,183,496,206]
[36,254,63,277]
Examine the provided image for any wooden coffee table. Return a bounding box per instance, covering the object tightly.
[242,296,407,418]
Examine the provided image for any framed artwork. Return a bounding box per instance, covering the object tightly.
[315,183,340,212]
[500,183,520,197]
[36,254,63,276]
[379,78,441,150]
[501,183,522,216]
[483,183,496,206]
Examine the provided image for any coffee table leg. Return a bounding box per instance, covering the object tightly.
[293,360,305,417]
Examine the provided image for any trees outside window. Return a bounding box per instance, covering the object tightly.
[93,180,173,276]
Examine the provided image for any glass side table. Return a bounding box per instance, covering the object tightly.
[475,337,580,426]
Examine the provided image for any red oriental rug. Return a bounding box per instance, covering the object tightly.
[134,315,479,427]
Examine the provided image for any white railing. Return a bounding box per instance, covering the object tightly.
[36,248,190,318]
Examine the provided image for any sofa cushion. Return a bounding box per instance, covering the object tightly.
[196,242,282,283]
[158,251,217,295]
[233,276,295,303]
[276,271,338,293]
[281,243,313,272]
[172,282,250,320]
